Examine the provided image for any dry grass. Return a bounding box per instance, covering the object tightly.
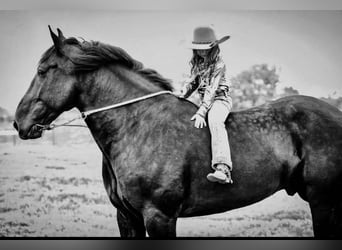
[0,142,313,237]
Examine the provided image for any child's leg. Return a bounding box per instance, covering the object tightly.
[207,100,233,171]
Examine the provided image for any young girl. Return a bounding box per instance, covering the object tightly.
[179,26,233,184]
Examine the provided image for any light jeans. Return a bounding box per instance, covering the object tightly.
[207,99,233,171]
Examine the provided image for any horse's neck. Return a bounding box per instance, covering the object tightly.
[77,66,165,151]
[77,67,153,111]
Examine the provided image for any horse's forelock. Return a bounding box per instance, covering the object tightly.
[39,46,56,64]
[39,37,81,64]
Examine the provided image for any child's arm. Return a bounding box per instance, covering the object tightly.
[196,63,226,117]
[180,74,200,98]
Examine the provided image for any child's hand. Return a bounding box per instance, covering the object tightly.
[191,114,207,128]
[173,90,184,98]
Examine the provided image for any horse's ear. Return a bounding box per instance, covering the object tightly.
[57,28,66,41]
[48,25,63,54]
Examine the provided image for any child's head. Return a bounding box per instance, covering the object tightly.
[188,26,229,71]
[196,49,210,58]
[190,46,220,72]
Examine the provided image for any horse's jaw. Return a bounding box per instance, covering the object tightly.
[13,120,44,140]
[23,124,44,140]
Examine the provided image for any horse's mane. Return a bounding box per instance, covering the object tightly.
[40,37,174,91]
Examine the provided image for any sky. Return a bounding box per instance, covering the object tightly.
[0,10,342,113]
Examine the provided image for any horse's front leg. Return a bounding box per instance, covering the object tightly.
[143,206,177,238]
[102,156,146,237]
[117,209,146,238]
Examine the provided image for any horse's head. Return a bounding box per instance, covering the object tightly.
[14,26,174,139]
[14,26,80,139]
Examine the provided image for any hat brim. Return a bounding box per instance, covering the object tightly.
[188,35,230,50]
[188,43,213,50]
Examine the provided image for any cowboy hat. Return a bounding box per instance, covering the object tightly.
[189,26,230,50]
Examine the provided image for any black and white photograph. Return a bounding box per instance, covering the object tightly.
[0,0,342,239]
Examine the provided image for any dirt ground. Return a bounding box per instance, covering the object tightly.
[0,141,313,237]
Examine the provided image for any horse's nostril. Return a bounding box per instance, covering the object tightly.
[13,121,18,131]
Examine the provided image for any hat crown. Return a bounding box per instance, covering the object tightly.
[193,26,217,44]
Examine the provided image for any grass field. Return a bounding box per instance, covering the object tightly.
[0,142,313,237]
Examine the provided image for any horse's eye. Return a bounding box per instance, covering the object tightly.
[37,69,46,77]
[37,64,57,77]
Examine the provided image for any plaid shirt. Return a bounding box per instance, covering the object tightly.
[182,56,231,117]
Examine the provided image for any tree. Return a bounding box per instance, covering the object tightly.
[280,87,299,97]
[320,96,342,111]
[230,64,279,110]
[0,107,13,129]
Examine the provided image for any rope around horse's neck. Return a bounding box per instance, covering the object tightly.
[81,90,173,119]
[42,90,174,131]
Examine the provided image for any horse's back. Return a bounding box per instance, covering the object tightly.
[230,95,342,122]
[272,95,342,142]
[228,95,342,139]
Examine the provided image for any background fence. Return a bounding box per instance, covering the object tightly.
[0,109,94,146]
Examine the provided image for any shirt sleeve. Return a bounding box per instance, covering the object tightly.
[196,62,226,117]
[181,70,199,98]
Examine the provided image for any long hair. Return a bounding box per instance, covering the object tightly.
[189,45,220,75]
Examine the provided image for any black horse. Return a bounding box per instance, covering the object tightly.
[13,27,342,237]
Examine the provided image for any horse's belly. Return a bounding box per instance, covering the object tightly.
[178,165,283,218]
[179,187,279,218]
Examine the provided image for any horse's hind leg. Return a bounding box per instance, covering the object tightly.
[308,192,342,238]
[143,206,177,237]
[117,209,146,237]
